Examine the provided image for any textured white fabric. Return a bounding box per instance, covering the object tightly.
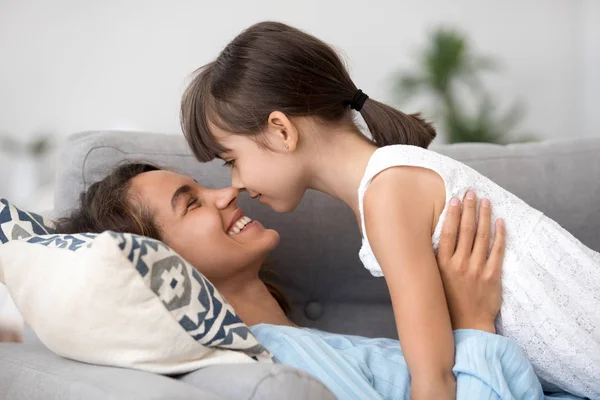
[357,145,600,399]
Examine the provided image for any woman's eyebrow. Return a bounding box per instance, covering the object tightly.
[171,185,193,212]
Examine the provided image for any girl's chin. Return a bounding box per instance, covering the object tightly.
[272,204,295,214]
[261,197,292,213]
[274,198,303,214]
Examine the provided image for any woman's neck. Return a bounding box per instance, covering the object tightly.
[305,128,378,217]
[216,271,294,328]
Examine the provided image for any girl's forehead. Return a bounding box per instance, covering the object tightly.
[207,119,231,139]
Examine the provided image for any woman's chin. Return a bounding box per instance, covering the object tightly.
[263,228,281,249]
[231,222,280,249]
[243,231,279,265]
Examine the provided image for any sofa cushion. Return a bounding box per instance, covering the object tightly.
[0,225,272,374]
[179,363,335,400]
[0,342,335,400]
[53,131,600,339]
[0,343,226,400]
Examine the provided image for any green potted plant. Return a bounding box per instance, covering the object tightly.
[0,133,55,208]
[395,28,532,144]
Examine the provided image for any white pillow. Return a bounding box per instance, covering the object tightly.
[0,229,273,374]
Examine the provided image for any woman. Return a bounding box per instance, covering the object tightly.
[51,163,580,399]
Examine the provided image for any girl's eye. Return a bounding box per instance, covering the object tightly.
[222,160,235,168]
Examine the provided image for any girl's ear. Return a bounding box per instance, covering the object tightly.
[265,111,298,152]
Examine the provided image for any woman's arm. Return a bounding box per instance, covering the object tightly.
[436,194,583,399]
[364,167,455,399]
[453,329,545,399]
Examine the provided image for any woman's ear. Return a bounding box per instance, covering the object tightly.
[265,111,298,152]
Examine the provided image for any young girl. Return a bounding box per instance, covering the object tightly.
[180,22,600,399]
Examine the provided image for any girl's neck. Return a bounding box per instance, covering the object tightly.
[306,128,378,217]
[216,269,294,328]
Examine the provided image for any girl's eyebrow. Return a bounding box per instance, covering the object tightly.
[171,184,193,212]
[216,149,233,160]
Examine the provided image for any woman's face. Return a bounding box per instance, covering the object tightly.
[129,170,280,281]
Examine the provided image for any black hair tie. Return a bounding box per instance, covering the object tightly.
[348,89,369,111]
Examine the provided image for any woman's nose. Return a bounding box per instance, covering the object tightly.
[213,187,240,209]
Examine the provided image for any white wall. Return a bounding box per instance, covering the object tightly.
[0,0,597,204]
[0,0,592,140]
[580,0,600,138]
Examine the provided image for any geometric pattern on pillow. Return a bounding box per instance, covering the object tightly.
[23,230,273,362]
[106,231,271,357]
[26,233,96,251]
[0,198,55,244]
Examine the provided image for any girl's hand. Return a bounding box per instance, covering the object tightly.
[436,191,506,334]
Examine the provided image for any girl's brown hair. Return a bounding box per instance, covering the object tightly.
[54,162,291,314]
[180,21,436,163]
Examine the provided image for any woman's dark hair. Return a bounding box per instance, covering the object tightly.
[180,21,436,162]
[54,162,291,314]
[54,163,162,238]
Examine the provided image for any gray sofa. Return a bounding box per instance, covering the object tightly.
[1,130,599,399]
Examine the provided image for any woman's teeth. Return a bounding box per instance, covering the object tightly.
[228,216,252,235]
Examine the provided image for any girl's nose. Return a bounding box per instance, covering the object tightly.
[231,168,245,190]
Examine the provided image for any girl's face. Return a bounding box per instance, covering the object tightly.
[214,116,310,213]
[129,170,280,282]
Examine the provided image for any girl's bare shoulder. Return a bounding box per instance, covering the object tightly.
[364,165,446,233]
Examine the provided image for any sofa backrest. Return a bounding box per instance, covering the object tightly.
[54,131,600,338]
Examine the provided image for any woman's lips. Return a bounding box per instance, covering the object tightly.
[228,216,253,236]
[226,208,245,233]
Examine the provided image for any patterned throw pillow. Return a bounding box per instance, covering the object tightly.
[0,198,55,243]
[0,200,272,373]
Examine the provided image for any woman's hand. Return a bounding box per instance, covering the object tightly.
[436,191,506,334]
[0,285,23,343]
[0,325,22,343]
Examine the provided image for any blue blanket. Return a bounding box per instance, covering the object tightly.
[251,324,583,400]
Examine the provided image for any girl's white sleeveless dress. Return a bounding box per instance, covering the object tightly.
[357,145,600,399]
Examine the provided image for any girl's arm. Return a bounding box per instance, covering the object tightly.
[364,167,455,399]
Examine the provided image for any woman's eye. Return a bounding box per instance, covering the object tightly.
[222,160,235,168]
[186,198,199,210]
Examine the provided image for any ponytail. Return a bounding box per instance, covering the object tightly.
[181,21,437,162]
[359,98,437,148]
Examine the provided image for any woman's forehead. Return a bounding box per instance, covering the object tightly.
[132,170,201,193]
